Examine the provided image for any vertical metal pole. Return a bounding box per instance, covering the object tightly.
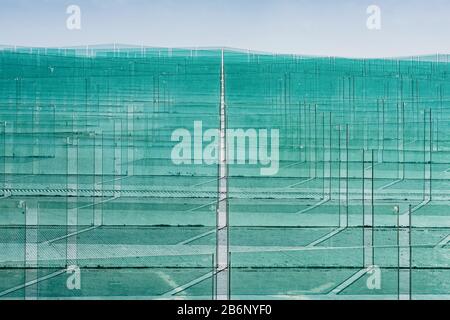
[114,119,122,198]
[24,200,38,300]
[345,124,349,227]
[67,132,78,269]
[338,126,341,226]
[94,132,103,226]
[364,150,374,267]
[398,204,412,300]
[328,113,332,199]
[362,149,365,266]
[127,105,134,176]
[216,49,229,300]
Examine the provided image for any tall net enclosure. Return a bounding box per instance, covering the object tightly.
[0,47,449,299]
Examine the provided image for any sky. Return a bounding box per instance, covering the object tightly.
[0,0,449,57]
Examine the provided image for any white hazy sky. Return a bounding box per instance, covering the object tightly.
[0,0,449,57]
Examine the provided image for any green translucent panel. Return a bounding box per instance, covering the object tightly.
[224,51,450,299]
[0,47,449,299]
